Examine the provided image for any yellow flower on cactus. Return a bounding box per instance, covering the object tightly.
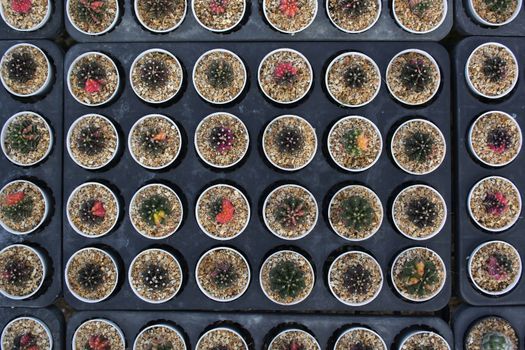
[153,210,166,227]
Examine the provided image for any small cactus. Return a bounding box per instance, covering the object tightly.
[1,191,34,222]
[482,332,512,350]
[483,191,508,216]
[139,195,171,228]
[6,52,37,84]
[286,342,305,350]
[6,119,41,154]
[141,263,169,291]
[209,197,235,224]
[269,260,306,298]
[483,56,507,83]
[484,0,513,14]
[79,199,106,225]
[338,0,369,17]
[279,0,299,17]
[406,197,438,229]
[276,126,304,154]
[210,261,238,288]
[343,64,368,89]
[209,0,228,15]
[400,58,432,93]
[76,263,104,291]
[485,253,513,281]
[206,59,234,89]
[13,332,39,350]
[76,125,105,156]
[139,59,169,88]
[407,0,430,17]
[398,258,438,297]
[404,131,434,163]
[343,128,369,156]
[349,343,372,350]
[75,61,107,92]
[340,196,374,231]
[1,258,33,287]
[85,334,110,350]
[11,0,33,14]
[140,128,168,155]
[487,127,512,154]
[76,0,106,25]
[209,126,235,153]
[274,196,306,228]
[343,263,372,294]
[142,0,177,18]
[273,62,298,86]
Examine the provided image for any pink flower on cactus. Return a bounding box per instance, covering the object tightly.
[209,0,228,15]
[11,0,32,14]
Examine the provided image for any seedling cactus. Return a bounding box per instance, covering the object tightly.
[85,335,110,350]
[275,196,306,228]
[273,62,298,85]
[76,125,105,156]
[343,64,368,89]
[6,119,41,154]
[287,341,305,350]
[139,59,169,88]
[210,261,238,288]
[6,52,37,84]
[487,127,512,154]
[75,61,106,92]
[79,199,106,224]
[483,191,508,216]
[206,59,234,89]
[400,58,432,93]
[276,127,303,154]
[13,332,38,350]
[482,332,512,350]
[1,191,34,222]
[76,0,107,25]
[340,195,374,231]
[484,0,513,14]
[140,128,168,155]
[408,0,430,17]
[141,263,169,291]
[343,263,372,294]
[1,258,32,287]
[139,195,171,227]
[406,197,438,229]
[398,258,438,297]
[209,126,235,153]
[76,263,104,291]
[343,128,369,156]
[279,0,299,17]
[483,56,507,83]
[142,0,177,18]
[269,260,306,298]
[485,253,513,281]
[404,131,434,163]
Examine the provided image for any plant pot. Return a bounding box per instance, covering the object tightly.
[467,176,521,232]
[398,330,451,350]
[129,183,183,239]
[268,328,320,350]
[392,0,447,34]
[0,0,51,32]
[465,42,518,100]
[259,249,315,305]
[195,184,250,240]
[195,246,250,302]
[1,316,52,350]
[468,240,522,296]
[194,112,249,168]
[326,0,381,33]
[262,0,318,34]
[391,118,446,175]
[467,0,522,26]
[191,0,246,32]
[134,0,187,33]
[66,182,120,238]
[0,43,52,97]
[128,248,183,303]
[65,247,119,303]
[133,323,187,350]
[328,250,383,306]
[258,48,313,104]
[130,48,183,104]
[468,111,522,168]
[386,48,441,106]
[0,179,48,235]
[262,114,317,171]
[66,114,119,170]
[72,318,125,350]
[325,52,381,108]
[66,0,120,35]
[0,244,46,300]
[67,51,120,107]
[262,184,318,240]
[327,116,382,172]
[333,327,387,350]
[464,316,518,350]
[192,48,247,105]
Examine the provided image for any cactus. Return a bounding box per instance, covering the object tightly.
[206,59,234,89]
[152,342,174,350]
[273,62,298,86]
[210,261,238,288]
[483,191,508,216]
[76,125,105,156]
[141,263,169,291]
[209,0,228,15]
[142,0,177,18]
[11,0,33,14]
[484,0,513,14]
[85,335,110,350]
[209,126,235,153]
[343,128,369,156]
[274,196,306,228]
[13,332,39,350]
[482,332,512,350]
[1,258,32,287]
[209,198,235,224]
[338,0,369,16]
[1,191,34,222]
[485,253,513,281]
[140,128,168,155]
[406,197,438,229]
[349,343,372,350]
[407,0,430,16]
[6,52,37,84]
[340,196,374,231]
[398,258,438,297]
[343,64,368,89]
[343,263,372,294]
[400,58,432,93]
[276,126,304,154]
[487,127,512,154]
[76,0,106,25]
[77,263,104,291]
[286,342,305,350]
[139,195,171,228]
[404,131,434,163]
[75,61,107,91]
[269,260,306,298]
[79,199,106,225]
[279,0,299,17]
[139,58,169,88]
[6,119,41,154]
[483,56,507,83]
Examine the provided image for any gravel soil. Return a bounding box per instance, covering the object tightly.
[401,332,450,350]
[1,318,51,350]
[193,0,245,31]
[264,0,316,33]
[0,0,49,30]
[471,0,518,24]
[0,181,46,233]
[136,0,186,31]
[73,320,124,350]
[197,328,247,350]
[68,0,118,34]
[1,44,49,96]
[134,325,186,350]
[269,329,319,350]
[0,245,44,298]
[393,0,446,32]
[465,317,518,350]
[327,0,380,32]
[334,328,386,350]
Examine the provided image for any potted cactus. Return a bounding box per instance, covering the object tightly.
[262,184,318,240]
[468,240,522,296]
[268,328,320,350]
[327,116,382,172]
[195,184,250,240]
[326,0,381,33]
[328,185,383,241]
[194,112,249,168]
[468,176,521,232]
[391,246,446,302]
[1,316,52,350]
[465,317,518,350]
[328,250,383,306]
[0,43,51,97]
[65,247,119,303]
[67,0,120,35]
[399,330,450,350]
[0,179,48,235]
[130,49,183,104]
[128,114,182,170]
[0,0,51,31]
[465,42,518,100]
[195,246,250,302]
[334,327,387,350]
[129,248,183,303]
[129,183,183,239]
[393,0,447,34]
[467,0,521,26]
[258,48,313,104]
[392,184,447,240]
[72,319,125,350]
[192,49,247,105]
[391,119,446,175]
[196,326,248,350]
[386,49,440,106]
[66,182,119,238]
[134,0,187,33]
[262,115,317,171]
[263,0,318,34]
[67,51,120,106]
[259,249,315,305]
[0,244,46,300]
[67,114,119,170]
[192,0,246,32]
[325,52,381,108]
[133,324,187,350]
[469,111,522,167]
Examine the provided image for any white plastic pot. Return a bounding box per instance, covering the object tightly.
[467,0,522,26]
[392,0,447,34]
[269,329,321,350]
[134,0,187,33]
[191,0,246,32]
[66,0,120,35]
[0,0,52,32]
[72,319,125,350]
[262,0,318,34]
[326,0,381,33]
[196,327,248,350]
[1,317,52,350]
[133,323,187,350]
[398,330,451,350]
[334,327,387,350]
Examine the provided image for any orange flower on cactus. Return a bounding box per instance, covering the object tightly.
[5,192,25,206]
[216,198,235,224]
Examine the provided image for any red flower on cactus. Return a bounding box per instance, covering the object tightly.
[483,191,508,216]
[87,335,110,350]
[216,198,235,224]
[209,0,228,15]
[279,0,299,17]
[11,0,32,14]
[84,78,103,93]
[273,61,298,85]
[288,341,305,350]
[89,0,105,11]
[5,191,25,206]
[486,255,507,281]
[90,200,106,218]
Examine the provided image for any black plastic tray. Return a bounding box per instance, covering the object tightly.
[453,37,525,306]
[63,42,452,312]
[454,0,525,37]
[453,305,525,350]
[67,311,453,350]
[65,0,453,42]
[0,40,63,307]
[0,0,63,39]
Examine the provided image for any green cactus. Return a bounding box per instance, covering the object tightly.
[274,196,306,228]
[406,197,438,229]
[340,196,374,231]
[398,258,439,297]
[1,192,34,222]
[140,128,168,155]
[269,260,306,298]
[206,59,234,89]
[6,119,41,154]
[76,0,107,25]
[484,0,513,14]
[210,261,238,289]
[404,131,434,163]
[142,0,178,19]
[400,58,433,93]
[139,195,171,227]
[343,128,368,156]
[482,332,512,350]
[76,125,105,156]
